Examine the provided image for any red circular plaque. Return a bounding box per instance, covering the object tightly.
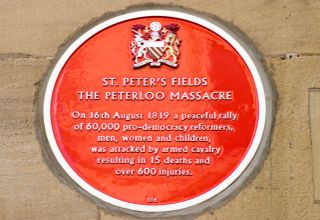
[42,10,272,213]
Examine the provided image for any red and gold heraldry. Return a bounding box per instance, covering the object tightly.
[131,21,181,68]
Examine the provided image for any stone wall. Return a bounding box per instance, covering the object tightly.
[1,0,320,219]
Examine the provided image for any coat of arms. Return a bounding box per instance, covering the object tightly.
[130,22,181,68]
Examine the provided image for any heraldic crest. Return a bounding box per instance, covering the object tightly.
[130,21,181,68]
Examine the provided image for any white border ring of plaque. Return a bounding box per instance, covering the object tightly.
[38,7,275,218]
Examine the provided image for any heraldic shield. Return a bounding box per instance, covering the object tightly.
[130,21,181,68]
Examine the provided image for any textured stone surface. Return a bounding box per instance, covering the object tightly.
[0,59,98,220]
[1,0,320,219]
[0,0,319,57]
[309,90,320,202]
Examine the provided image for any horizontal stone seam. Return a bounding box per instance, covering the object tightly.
[0,53,53,61]
[266,52,320,60]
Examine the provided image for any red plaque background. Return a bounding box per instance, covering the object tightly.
[50,17,258,206]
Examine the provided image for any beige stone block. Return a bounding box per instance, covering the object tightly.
[0,59,98,220]
[309,90,320,203]
[264,56,320,220]
[0,0,319,57]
